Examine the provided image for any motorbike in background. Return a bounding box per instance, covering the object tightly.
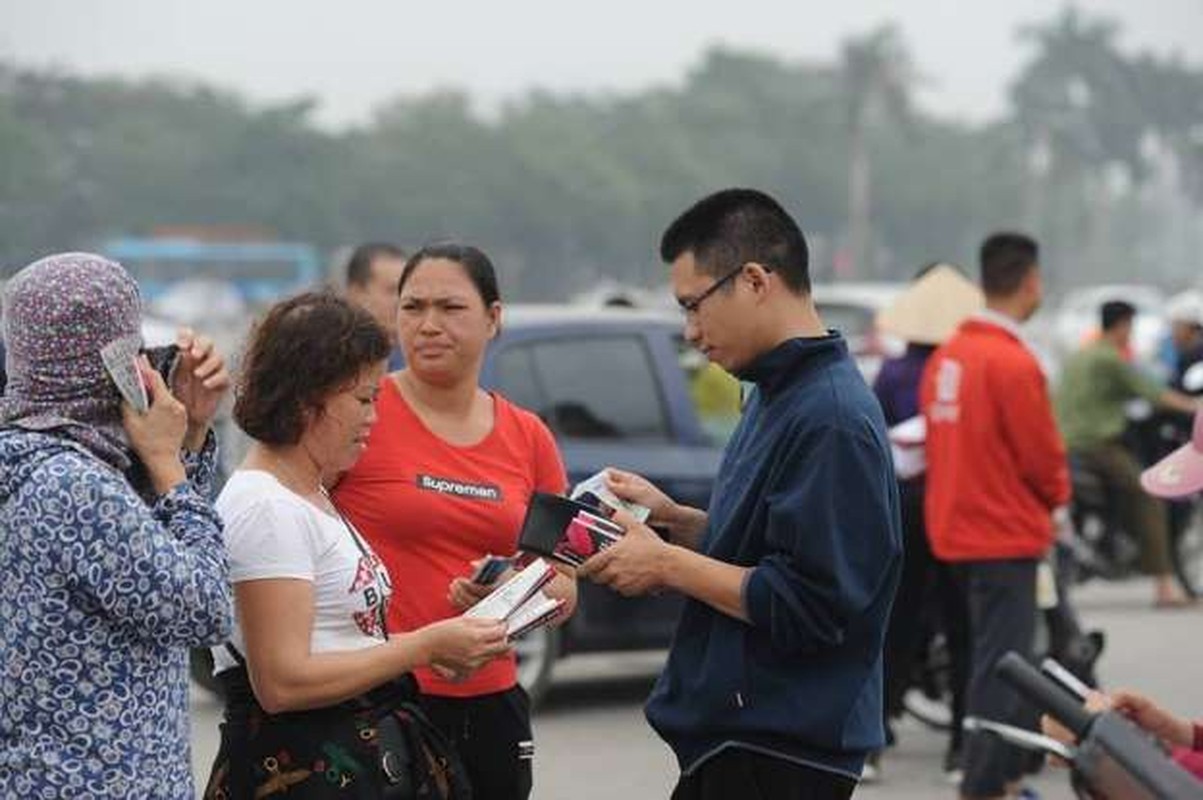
[1066,391,1203,598]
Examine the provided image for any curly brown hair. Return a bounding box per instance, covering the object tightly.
[234,291,391,445]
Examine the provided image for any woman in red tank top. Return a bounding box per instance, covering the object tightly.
[333,244,577,800]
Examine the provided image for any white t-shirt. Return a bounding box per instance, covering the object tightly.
[211,469,393,673]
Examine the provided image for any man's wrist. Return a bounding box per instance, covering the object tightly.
[665,504,701,537]
[657,502,684,532]
[656,542,688,592]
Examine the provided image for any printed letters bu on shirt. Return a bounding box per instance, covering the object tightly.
[349,551,392,639]
[930,359,962,423]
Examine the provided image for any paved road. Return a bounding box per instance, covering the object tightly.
[190,579,1203,798]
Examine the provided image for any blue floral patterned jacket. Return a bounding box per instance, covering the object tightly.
[0,429,232,798]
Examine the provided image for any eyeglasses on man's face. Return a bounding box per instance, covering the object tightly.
[678,264,746,316]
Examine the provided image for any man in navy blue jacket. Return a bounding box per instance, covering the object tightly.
[580,188,902,799]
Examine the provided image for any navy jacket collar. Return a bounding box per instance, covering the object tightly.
[736,333,848,396]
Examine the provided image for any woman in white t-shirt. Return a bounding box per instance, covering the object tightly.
[203,292,507,799]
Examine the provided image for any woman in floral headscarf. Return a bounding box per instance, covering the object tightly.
[0,252,233,799]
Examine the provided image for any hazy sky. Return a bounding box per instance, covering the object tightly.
[2,0,1200,128]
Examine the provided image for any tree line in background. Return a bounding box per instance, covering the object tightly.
[1,8,1201,300]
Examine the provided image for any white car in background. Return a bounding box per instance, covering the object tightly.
[811,281,906,383]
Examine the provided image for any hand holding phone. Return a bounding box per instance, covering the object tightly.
[449,556,515,612]
[471,555,513,586]
[120,358,189,494]
[101,334,149,413]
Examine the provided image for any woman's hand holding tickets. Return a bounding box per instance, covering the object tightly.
[421,617,510,680]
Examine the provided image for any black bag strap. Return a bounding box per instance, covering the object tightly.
[321,486,390,641]
[224,642,246,667]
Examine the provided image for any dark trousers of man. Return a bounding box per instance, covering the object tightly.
[421,686,533,800]
[671,749,857,800]
[956,559,1038,799]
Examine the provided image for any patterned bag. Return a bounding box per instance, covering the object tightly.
[203,656,471,800]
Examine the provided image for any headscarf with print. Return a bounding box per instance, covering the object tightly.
[0,252,141,471]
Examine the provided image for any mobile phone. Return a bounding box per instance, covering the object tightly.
[145,343,182,387]
[100,335,149,413]
[471,555,512,586]
[1040,657,1092,701]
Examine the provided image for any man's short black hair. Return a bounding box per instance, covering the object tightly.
[660,188,810,294]
[979,233,1038,297]
[1101,300,1137,332]
[345,242,406,288]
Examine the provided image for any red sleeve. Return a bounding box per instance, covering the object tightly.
[995,354,1071,509]
[1194,722,1203,752]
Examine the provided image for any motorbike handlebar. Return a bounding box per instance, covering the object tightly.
[995,652,1095,738]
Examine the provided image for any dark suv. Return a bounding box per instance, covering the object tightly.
[480,305,735,703]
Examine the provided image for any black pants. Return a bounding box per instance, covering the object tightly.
[671,749,857,800]
[882,480,931,726]
[957,559,1038,799]
[421,686,533,800]
[881,481,971,757]
[937,559,973,759]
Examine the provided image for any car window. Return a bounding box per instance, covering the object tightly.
[675,338,741,445]
[498,336,670,441]
[494,346,545,413]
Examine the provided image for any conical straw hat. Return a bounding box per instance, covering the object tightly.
[877,264,983,345]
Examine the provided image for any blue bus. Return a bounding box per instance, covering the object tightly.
[99,237,322,304]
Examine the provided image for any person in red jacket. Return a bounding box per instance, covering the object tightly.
[921,232,1071,800]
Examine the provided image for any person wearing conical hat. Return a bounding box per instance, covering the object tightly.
[867,262,981,784]
[877,263,985,349]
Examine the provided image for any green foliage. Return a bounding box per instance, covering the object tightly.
[1,11,1200,296]
[1007,8,1203,286]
